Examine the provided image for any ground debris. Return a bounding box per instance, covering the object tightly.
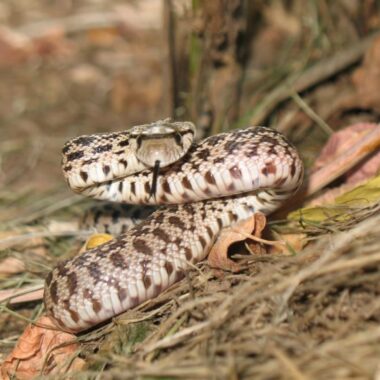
[2,1,380,379]
[1,316,84,379]
[78,213,380,379]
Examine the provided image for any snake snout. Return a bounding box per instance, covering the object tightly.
[136,140,183,167]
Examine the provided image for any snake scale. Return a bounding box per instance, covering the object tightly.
[44,121,304,332]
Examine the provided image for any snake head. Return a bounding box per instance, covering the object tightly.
[129,119,195,168]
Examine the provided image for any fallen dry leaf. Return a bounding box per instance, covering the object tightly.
[84,233,114,250]
[309,123,380,205]
[313,123,380,185]
[78,233,114,255]
[244,212,268,255]
[208,213,274,272]
[1,316,84,380]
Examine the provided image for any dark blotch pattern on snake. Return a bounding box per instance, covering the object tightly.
[44,122,303,332]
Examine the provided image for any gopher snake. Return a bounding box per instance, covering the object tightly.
[44,121,303,332]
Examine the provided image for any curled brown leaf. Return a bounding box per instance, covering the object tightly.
[1,316,84,380]
[208,213,274,272]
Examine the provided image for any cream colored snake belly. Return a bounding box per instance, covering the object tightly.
[44,122,304,332]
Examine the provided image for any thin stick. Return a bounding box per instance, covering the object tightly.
[231,228,285,246]
[290,92,333,136]
[0,229,91,250]
[17,13,132,38]
[0,285,44,304]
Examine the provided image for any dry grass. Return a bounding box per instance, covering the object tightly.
[55,206,379,379]
[3,189,380,379]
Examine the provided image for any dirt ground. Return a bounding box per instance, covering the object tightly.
[1,1,380,379]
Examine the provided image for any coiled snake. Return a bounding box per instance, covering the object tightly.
[44,120,304,332]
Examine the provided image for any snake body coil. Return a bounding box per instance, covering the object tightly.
[44,122,303,332]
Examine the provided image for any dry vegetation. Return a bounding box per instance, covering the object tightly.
[1,1,380,379]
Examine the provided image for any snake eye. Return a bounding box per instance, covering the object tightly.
[174,132,182,147]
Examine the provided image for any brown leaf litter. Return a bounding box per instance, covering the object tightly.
[308,122,380,205]
[208,213,269,272]
[75,212,380,379]
[5,213,377,379]
[1,316,84,380]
